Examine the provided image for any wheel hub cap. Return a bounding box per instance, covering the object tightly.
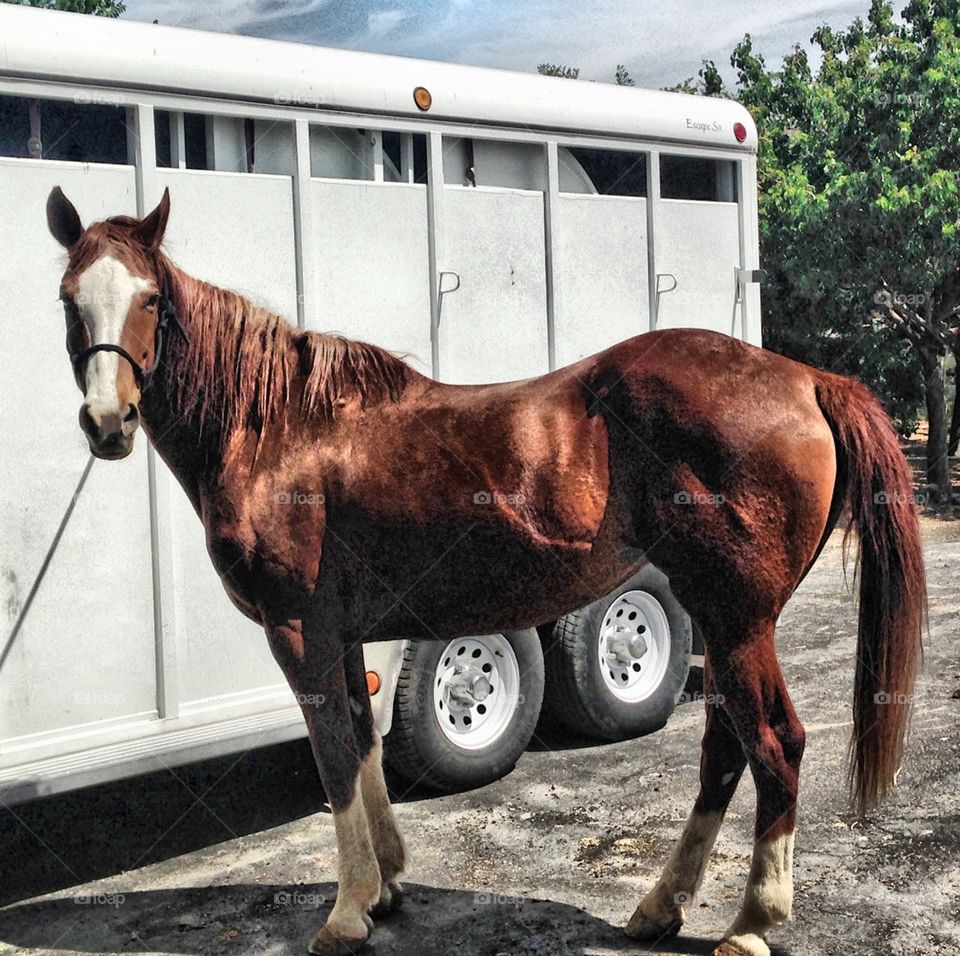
[446,665,493,705]
[597,590,671,703]
[605,624,648,664]
[433,636,522,750]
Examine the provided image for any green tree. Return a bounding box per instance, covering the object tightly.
[697,4,959,498]
[537,63,580,79]
[664,61,726,96]
[1,0,125,13]
[536,63,640,85]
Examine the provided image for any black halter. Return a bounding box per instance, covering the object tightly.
[70,275,189,389]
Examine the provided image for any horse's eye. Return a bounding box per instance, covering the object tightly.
[146,293,160,309]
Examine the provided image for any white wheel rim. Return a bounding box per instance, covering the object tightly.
[433,635,521,750]
[597,590,671,702]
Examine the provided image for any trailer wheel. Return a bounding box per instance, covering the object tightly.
[384,630,544,793]
[542,567,691,741]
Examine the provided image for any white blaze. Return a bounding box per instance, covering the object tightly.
[76,255,150,424]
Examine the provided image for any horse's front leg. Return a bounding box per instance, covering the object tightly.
[266,621,382,955]
[342,643,407,915]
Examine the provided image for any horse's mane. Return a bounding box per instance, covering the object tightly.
[68,217,410,442]
[162,256,409,439]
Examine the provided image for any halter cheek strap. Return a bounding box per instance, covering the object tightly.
[70,276,189,389]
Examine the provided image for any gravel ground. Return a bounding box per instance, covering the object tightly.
[1,519,957,956]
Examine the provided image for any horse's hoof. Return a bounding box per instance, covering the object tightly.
[369,881,404,919]
[624,908,682,941]
[713,935,770,956]
[307,925,369,955]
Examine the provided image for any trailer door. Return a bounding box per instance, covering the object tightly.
[437,184,549,384]
[654,156,742,338]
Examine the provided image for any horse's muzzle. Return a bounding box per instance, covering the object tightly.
[79,403,140,460]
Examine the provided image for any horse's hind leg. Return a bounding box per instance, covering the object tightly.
[343,642,407,915]
[266,622,381,955]
[708,626,805,956]
[626,651,748,939]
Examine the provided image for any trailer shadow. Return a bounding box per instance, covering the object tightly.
[2,670,709,908]
[1,738,326,907]
[0,881,741,955]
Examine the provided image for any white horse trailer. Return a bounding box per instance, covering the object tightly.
[0,4,761,803]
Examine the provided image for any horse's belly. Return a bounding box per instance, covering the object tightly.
[340,524,644,640]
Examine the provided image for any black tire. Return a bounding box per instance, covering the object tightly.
[541,566,692,741]
[384,630,545,794]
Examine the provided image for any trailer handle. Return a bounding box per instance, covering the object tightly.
[656,273,677,295]
[735,267,766,303]
[437,271,461,327]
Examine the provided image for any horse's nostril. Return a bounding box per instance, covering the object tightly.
[120,403,140,438]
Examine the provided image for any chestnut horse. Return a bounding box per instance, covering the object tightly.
[46,186,924,956]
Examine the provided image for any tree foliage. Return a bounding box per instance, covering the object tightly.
[537,63,580,79]
[0,0,125,14]
[691,2,960,495]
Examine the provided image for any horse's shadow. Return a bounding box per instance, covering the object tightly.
[0,881,740,956]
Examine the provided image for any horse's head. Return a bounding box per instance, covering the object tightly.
[47,186,172,460]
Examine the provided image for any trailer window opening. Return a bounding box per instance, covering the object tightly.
[308,124,411,182]
[0,93,128,164]
[155,110,208,170]
[381,131,428,184]
[442,137,548,191]
[660,155,738,202]
[563,147,648,197]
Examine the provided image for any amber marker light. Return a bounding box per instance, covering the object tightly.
[366,671,381,695]
[413,86,432,111]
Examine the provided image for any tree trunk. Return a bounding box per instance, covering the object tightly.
[919,345,951,502]
[949,346,960,457]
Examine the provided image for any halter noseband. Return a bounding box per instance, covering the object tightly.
[70,275,189,389]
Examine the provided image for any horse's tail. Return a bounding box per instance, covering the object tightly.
[815,374,925,814]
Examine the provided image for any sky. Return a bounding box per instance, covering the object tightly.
[121,0,871,90]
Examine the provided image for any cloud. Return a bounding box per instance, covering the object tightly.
[123,0,333,33]
[122,0,868,89]
[367,8,406,38]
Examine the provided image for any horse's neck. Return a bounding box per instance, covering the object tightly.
[138,264,412,505]
[138,269,245,505]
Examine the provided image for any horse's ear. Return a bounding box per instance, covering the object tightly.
[135,187,170,252]
[47,186,83,249]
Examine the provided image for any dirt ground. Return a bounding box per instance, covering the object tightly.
[0,519,957,956]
